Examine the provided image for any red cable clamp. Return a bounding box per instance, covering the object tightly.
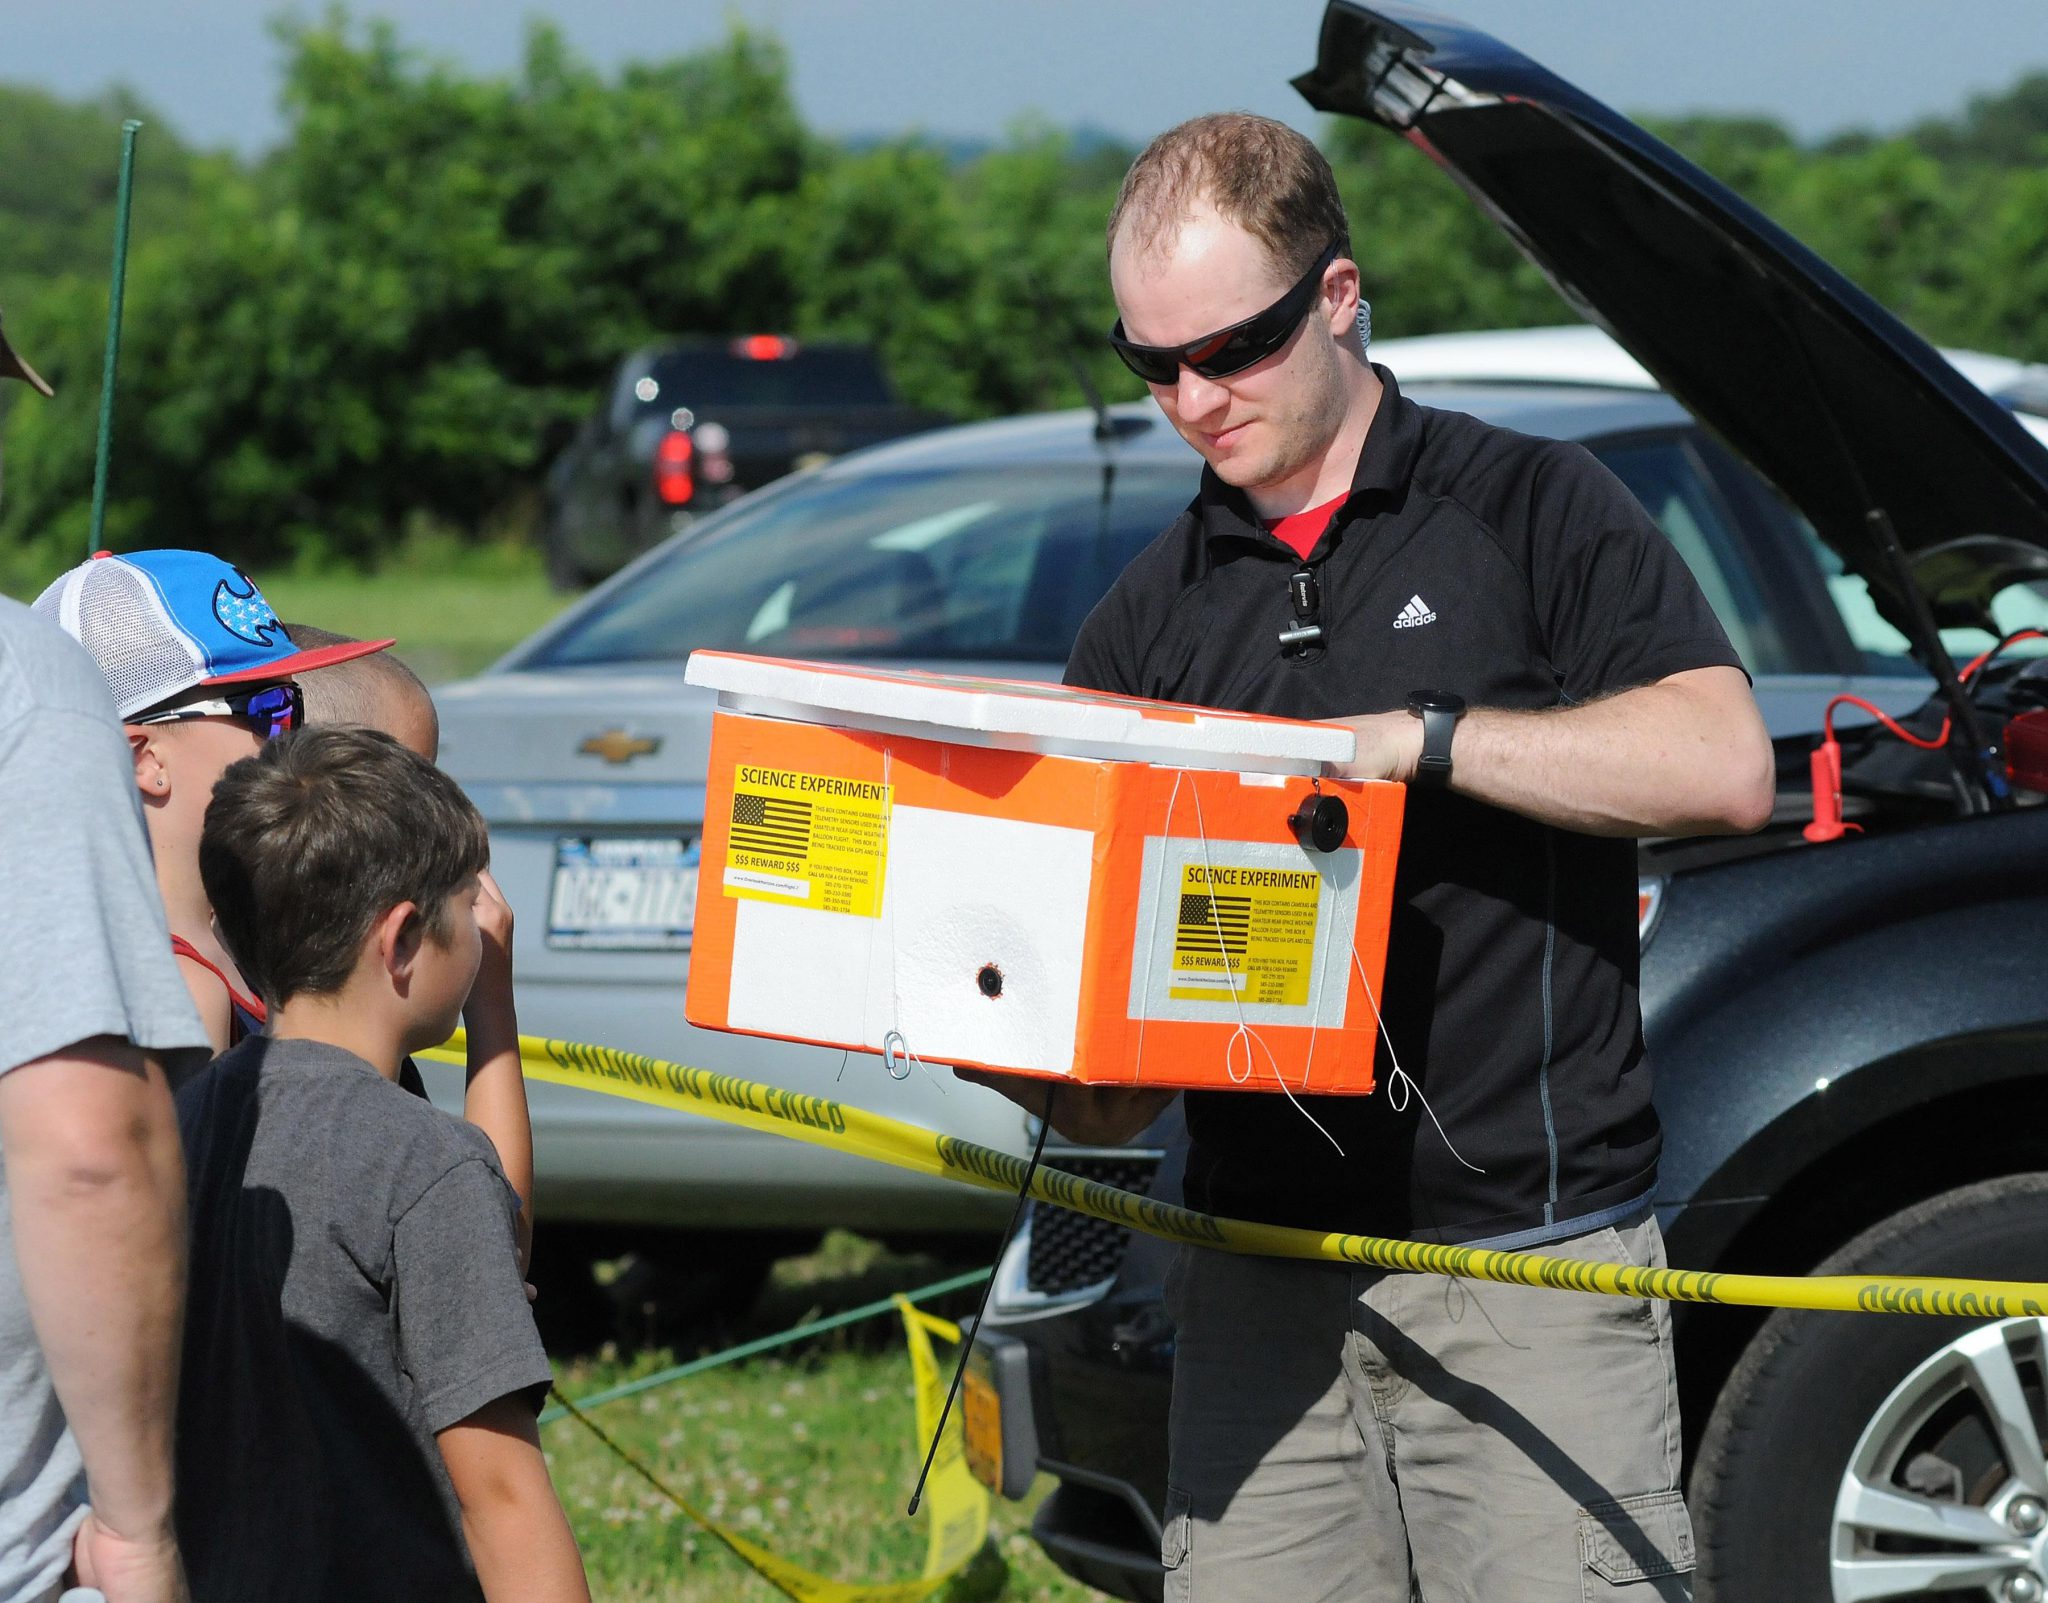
[1803,737,1860,844]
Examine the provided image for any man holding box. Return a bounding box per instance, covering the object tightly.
[989,114,1774,1601]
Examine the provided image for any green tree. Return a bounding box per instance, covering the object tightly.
[7,18,2048,588]
[0,82,198,314]
[1321,118,1566,337]
[1909,72,2048,166]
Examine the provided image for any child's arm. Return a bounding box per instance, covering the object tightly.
[462,869,533,1270]
[438,1396,589,1603]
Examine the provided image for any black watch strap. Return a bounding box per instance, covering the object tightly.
[1407,691,1465,788]
[1416,706,1457,786]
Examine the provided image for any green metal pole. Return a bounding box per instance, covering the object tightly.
[88,119,143,556]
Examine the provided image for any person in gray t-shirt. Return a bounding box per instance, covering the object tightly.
[176,1037,555,1601]
[180,726,585,1602]
[0,597,209,1603]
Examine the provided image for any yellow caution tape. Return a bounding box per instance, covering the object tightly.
[545,1298,986,1602]
[423,1031,2048,1320]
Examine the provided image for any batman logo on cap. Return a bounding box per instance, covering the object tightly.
[212,570,282,647]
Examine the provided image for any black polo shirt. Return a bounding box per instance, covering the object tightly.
[1066,367,1743,1246]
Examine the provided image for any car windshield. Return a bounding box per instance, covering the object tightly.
[1792,518,2048,674]
[523,461,1199,667]
[640,348,894,411]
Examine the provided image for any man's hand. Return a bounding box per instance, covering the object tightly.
[72,1508,187,1603]
[0,1040,186,1603]
[1325,709,1424,784]
[954,1068,1176,1147]
[1324,666,1774,838]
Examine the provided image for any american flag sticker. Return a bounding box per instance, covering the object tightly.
[722,764,891,918]
[1169,861,1321,1006]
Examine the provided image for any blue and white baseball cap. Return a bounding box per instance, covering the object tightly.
[34,549,394,719]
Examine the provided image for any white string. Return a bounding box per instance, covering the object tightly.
[866,748,942,1093]
[1186,781,1345,1157]
[1348,942,1485,1174]
[1128,771,1183,1088]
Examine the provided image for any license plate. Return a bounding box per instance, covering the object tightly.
[546,836,699,950]
[962,1360,1002,1493]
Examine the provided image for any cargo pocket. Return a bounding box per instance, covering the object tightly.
[1579,1489,1695,1599]
[1161,1484,1192,1603]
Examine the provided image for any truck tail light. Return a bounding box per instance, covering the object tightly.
[654,429,695,506]
[733,334,796,361]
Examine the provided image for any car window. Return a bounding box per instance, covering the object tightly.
[641,348,894,411]
[525,462,1198,667]
[1791,516,2048,673]
[1588,437,1788,674]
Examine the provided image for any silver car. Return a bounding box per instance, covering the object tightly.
[429,326,2046,1277]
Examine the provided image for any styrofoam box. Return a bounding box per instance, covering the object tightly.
[683,652,1406,1094]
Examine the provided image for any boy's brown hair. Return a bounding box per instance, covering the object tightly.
[1106,112,1351,282]
[200,726,489,1006]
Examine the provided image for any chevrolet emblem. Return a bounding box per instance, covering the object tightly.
[578,729,661,765]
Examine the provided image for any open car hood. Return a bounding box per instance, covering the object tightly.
[1294,3,2048,638]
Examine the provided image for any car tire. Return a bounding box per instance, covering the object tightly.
[1693,1174,2048,1602]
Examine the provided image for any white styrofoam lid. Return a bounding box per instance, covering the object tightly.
[684,651,1355,774]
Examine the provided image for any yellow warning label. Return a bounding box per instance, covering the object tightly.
[722,765,890,918]
[1169,862,1321,1005]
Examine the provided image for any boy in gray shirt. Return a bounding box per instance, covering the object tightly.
[176,727,587,1602]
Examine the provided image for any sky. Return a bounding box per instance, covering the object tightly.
[9,0,2048,155]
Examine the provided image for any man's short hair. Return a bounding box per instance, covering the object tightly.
[1107,112,1350,282]
[283,622,436,746]
[200,727,489,1006]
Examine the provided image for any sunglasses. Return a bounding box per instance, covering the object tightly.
[1108,240,1342,386]
[132,682,304,742]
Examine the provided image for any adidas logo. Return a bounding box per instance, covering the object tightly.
[1393,594,1437,629]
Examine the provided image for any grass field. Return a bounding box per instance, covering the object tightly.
[546,1349,1092,1603]
[251,538,571,684]
[548,1235,1107,1603]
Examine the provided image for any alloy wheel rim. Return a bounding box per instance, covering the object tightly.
[1833,1317,2048,1601]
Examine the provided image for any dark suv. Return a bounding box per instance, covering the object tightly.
[967,8,2048,1602]
[540,337,945,585]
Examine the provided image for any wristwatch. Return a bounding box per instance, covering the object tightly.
[1405,690,1466,788]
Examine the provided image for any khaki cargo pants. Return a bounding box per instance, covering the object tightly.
[1162,1216,1694,1601]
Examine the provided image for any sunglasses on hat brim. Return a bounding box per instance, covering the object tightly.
[1108,240,1342,387]
[131,682,304,742]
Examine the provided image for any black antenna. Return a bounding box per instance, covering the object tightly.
[1068,348,1118,444]
[1030,290,1119,442]
[89,120,144,556]
[906,1084,1054,1516]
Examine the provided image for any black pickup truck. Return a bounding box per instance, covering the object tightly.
[540,337,946,585]
[967,8,2048,1602]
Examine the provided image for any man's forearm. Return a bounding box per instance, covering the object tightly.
[0,1041,187,1541]
[1336,667,1775,838]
